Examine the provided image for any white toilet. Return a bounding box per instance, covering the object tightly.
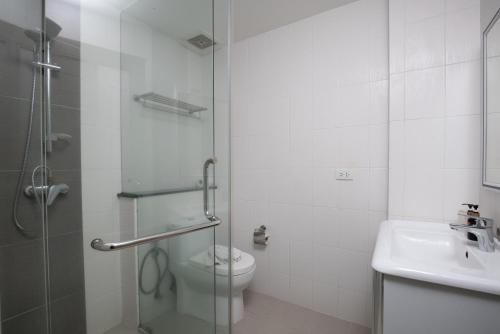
[169,230,255,325]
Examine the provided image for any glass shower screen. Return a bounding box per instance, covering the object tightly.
[117,0,229,333]
[0,0,231,334]
[0,0,230,333]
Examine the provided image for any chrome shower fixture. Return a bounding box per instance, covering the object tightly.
[13,18,63,237]
[24,183,70,206]
[24,17,63,153]
[24,17,62,43]
[187,34,215,50]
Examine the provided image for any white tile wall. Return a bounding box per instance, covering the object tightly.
[388,0,481,223]
[81,4,123,334]
[231,0,389,327]
[118,10,219,196]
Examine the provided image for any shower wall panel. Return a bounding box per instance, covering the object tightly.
[0,0,86,332]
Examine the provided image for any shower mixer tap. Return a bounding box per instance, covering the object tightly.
[50,132,72,142]
[24,183,69,206]
[47,183,69,205]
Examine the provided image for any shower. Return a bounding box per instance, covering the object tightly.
[1,0,231,332]
[24,18,62,45]
[187,34,215,50]
[12,18,63,237]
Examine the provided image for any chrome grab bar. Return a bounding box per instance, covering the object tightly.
[203,158,216,218]
[90,217,221,251]
[92,158,220,252]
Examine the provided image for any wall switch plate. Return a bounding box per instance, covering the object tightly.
[335,168,353,180]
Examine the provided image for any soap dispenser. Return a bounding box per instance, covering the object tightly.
[459,203,480,241]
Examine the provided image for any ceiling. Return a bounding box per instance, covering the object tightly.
[60,0,358,44]
[123,0,213,41]
[232,0,359,41]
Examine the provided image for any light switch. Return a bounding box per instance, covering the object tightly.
[335,168,353,180]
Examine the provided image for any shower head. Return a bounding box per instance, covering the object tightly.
[187,34,215,50]
[24,18,62,43]
[24,29,40,43]
[44,18,62,40]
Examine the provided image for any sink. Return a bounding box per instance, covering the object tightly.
[372,220,500,295]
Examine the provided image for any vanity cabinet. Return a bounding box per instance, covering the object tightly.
[375,274,500,334]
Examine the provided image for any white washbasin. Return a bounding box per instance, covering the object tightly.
[372,220,500,295]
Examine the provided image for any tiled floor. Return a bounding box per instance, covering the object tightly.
[103,324,138,334]
[234,291,371,334]
[144,312,215,334]
[103,310,229,334]
[103,291,369,334]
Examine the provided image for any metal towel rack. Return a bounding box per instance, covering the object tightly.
[134,92,207,118]
[91,217,221,251]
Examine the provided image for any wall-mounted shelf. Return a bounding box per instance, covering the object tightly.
[118,185,217,199]
[134,92,207,118]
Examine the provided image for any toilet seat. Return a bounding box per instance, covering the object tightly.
[189,247,256,277]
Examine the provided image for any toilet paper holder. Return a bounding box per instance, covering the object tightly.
[253,225,270,246]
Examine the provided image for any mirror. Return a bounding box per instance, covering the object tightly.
[483,8,500,188]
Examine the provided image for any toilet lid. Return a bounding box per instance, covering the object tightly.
[189,248,255,276]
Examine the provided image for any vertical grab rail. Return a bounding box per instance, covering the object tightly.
[203,158,216,220]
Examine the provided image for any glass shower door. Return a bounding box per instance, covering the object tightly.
[77,0,231,331]
[118,0,221,332]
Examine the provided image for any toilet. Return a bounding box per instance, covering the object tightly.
[169,229,255,325]
[230,251,256,323]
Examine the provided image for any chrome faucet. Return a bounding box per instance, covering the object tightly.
[450,217,496,252]
[24,183,69,206]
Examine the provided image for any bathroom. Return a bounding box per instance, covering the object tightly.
[1,0,500,333]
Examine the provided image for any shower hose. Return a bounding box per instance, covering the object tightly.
[138,245,171,299]
[12,47,39,238]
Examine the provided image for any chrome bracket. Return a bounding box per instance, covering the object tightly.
[33,61,61,71]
